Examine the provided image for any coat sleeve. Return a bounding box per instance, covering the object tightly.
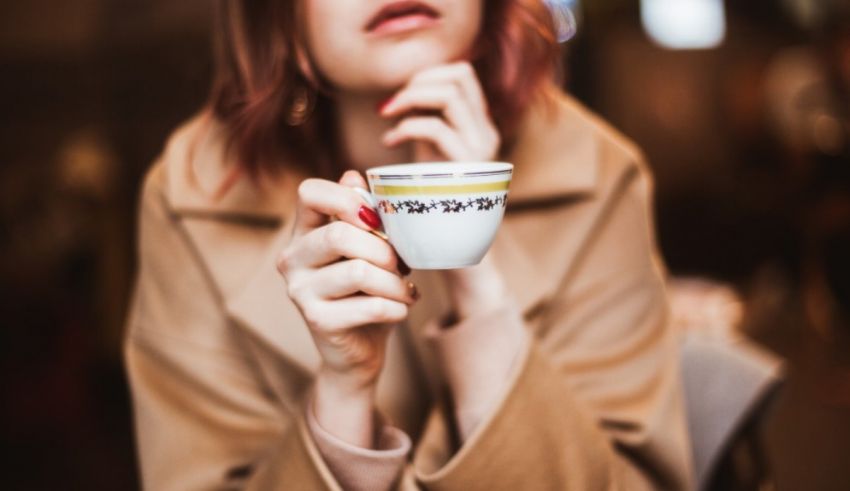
[125,163,350,490]
[406,160,694,490]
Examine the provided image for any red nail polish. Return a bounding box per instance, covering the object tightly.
[376,96,393,114]
[358,205,382,229]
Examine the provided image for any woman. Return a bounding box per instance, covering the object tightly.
[125,0,693,489]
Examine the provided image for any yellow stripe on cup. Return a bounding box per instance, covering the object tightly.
[372,181,510,196]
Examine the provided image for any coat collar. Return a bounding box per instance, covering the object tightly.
[504,88,599,203]
[162,111,297,226]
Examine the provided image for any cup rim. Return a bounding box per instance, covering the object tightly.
[366,161,513,179]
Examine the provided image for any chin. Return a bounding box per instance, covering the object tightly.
[322,34,473,93]
[371,58,454,90]
[358,40,467,91]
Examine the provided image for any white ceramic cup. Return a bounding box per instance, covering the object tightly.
[353,162,513,270]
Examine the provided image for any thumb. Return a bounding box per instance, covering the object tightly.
[339,169,368,190]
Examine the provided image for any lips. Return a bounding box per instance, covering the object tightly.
[364,1,441,33]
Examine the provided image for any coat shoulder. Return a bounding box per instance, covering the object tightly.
[146,109,295,220]
[138,110,209,203]
[509,88,653,203]
[552,91,651,183]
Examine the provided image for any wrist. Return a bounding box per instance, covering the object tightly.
[442,254,510,321]
[450,279,510,321]
[313,367,377,448]
[317,363,379,394]
[455,291,509,319]
[425,303,529,440]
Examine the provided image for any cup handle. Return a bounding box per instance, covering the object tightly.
[350,186,390,242]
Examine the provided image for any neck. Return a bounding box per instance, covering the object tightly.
[334,91,413,172]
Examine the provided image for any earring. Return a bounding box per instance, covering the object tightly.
[287,86,316,126]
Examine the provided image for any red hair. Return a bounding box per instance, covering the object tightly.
[208,0,561,180]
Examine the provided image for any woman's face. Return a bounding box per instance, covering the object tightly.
[302,0,483,93]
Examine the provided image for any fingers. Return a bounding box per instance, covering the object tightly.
[379,61,499,162]
[281,220,398,272]
[294,178,374,235]
[339,169,368,190]
[405,62,487,117]
[383,116,469,161]
[308,259,418,304]
[381,84,479,144]
[338,171,382,229]
[300,296,410,332]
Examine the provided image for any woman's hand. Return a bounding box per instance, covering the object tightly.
[276,170,417,446]
[380,61,500,162]
[439,252,511,320]
[380,61,508,320]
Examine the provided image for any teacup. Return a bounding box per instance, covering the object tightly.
[354,162,513,270]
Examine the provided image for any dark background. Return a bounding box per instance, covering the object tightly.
[1,1,848,489]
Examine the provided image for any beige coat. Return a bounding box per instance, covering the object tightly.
[125,91,694,490]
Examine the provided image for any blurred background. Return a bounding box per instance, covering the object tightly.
[1,0,848,489]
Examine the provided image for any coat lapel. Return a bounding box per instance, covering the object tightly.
[223,224,323,374]
[161,111,322,378]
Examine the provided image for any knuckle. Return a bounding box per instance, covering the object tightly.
[301,303,322,329]
[457,61,474,76]
[348,259,370,284]
[397,117,417,133]
[297,179,316,201]
[446,90,463,108]
[285,278,304,301]
[373,299,408,322]
[323,221,347,248]
[486,127,501,146]
[381,246,398,271]
[436,120,453,136]
[396,303,410,320]
[367,298,389,320]
[275,248,292,275]
[383,301,408,322]
[409,68,430,84]
[393,90,410,105]
[347,190,365,212]
[340,169,360,183]
[424,116,444,131]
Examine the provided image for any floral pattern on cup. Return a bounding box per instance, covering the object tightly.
[377,193,508,215]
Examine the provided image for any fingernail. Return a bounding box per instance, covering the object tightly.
[398,257,411,276]
[407,282,420,301]
[376,96,393,114]
[358,205,382,229]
